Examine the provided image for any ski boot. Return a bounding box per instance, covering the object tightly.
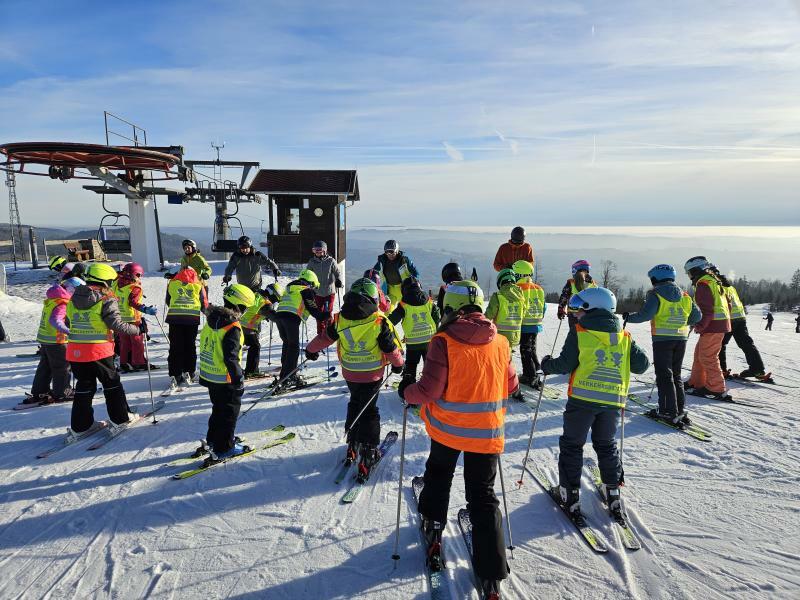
[421,517,445,572]
[644,408,684,428]
[722,368,733,380]
[605,485,625,523]
[558,486,586,527]
[510,387,524,402]
[678,411,692,426]
[208,442,251,463]
[531,375,544,391]
[737,368,764,379]
[480,578,501,600]
[180,372,192,387]
[166,376,180,394]
[517,373,535,387]
[356,444,381,483]
[343,435,358,465]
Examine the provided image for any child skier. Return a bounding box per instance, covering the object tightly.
[486,268,526,399]
[623,264,701,425]
[179,239,212,282]
[25,276,84,405]
[388,276,440,393]
[513,260,546,389]
[164,266,208,392]
[364,269,392,313]
[66,263,143,433]
[305,277,404,480]
[541,287,649,524]
[115,262,158,372]
[557,260,597,329]
[400,279,518,599]
[683,257,732,400]
[197,284,256,460]
[437,262,463,316]
[240,283,284,377]
[273,269,330,387]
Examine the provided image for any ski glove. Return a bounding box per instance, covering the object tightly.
[304,349,320,361]
[273,269,282,278]
[391,364,404,375]
[163,272,175,280]
[335,279,343,289]
[557,306,567,320]
[201,273,210,280]
[142,306,158,316]
[622,312,630,321]
[540,355,552,375]
[397,377,413,399]
[222,276,232,284]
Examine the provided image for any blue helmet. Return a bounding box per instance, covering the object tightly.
[648,264,676,282]
[568,286,617,313]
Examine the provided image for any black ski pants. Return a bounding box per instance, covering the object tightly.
[344,379,382,447]
[519,331,540,378]
[653,339,687,415]
[32,343,71,399]
[403,343,428,380]
[204,381,244,453]
[418,439,508,581]
[70,356,131,432]
[243,327,261,374]
[559,399,620,489]
[167,322,199,378]
[274,312,301,379]
[719,319,764,373]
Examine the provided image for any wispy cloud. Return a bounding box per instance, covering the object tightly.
[442,142,464,161]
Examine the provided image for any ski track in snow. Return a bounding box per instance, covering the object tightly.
[0,269,798,598]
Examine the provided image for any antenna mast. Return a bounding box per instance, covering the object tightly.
[5,168,22,270]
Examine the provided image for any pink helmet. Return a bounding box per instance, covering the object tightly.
[122,262,144,277]
[571,259,591,276]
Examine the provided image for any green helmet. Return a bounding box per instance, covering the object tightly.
[497,268,517,288]
[49,255,67,272]
[512,260,534,278]
[443,280,484,313]
[223,284,256,310]
[85,262,119,286]
[262,282,285,302]
[350,277,379,301]
[298,269,320,289]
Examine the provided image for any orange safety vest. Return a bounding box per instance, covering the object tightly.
[420,331,510,454]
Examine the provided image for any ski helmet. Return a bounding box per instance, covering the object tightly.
[237,235,252,249]
[69,262,87,279]
[298,269,320,289]
[571,259,591,275]
[401,276,422,295]
[182,239,197,252]
[443,280,485,314]
[647,264,677,282]
[384,240,399,253]
[512,260,534,278]
[568,286,617,313]
[223,284,256,311]
[49,255,67,272]
[510,226,526,244]
[85,263,119,286]
[263,282,285,302]
[312,240,327,252]
[61,277,85,294]
[364,269,382,286]
[684,256,711,275]
[350,277,379,301]
[441,262,463,284]
[122,262,144,277]
[497,268,517,288]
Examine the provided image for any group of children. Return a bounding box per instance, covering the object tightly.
[24,229,771,600]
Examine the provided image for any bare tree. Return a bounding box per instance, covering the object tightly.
[600,260,626,297]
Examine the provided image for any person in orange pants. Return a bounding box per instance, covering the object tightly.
[683,257,732,401]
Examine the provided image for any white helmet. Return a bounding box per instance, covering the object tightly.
[684,256,711,274]
[568,287,617,312]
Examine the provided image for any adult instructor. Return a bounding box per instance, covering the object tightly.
[223,236,281,292]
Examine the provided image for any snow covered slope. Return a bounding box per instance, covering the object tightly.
[0,269,798,599]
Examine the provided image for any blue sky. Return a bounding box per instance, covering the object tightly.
[2,1,800,228]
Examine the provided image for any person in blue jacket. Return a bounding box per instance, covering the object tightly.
[372,240,419,309]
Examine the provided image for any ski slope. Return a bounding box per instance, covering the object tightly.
[0,267,798,599]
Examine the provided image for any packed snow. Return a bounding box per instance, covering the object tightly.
[0,265,798,599]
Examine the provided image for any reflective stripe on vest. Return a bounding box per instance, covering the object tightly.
[276,284,309,321]
[335,313,388,372]
[117,282,142,324]
[568,279,597,312]
[167,280,203,318]
[494,292,524,347]
[199,321,243,384]
[420,330,510,454]
[650,292,693,338]
[696,275,730,321]
[568,326,631,408]
[724,285,745,320]
[518,280,545,326]
[241,294,269,329]
[400,301,436,345]
[37,297,68,344]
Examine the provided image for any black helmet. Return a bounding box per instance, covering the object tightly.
[401,276,422,295]
[511,226,526,244]
[182,239,197,252]
[384,239,399,253]
[441,262,463,284]
[237,235,252,249]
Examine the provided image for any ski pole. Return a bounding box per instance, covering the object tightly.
[647,378,657,402]
[337,288,342,311]
[302,321,308,371]
[343,372,392,442]
[268,321,274,366]
[618,405,626,485]
[325,300,331,382]
[153,313,169,341]
[517,319,564,487]
[497,455,515,558]
[239,358,309,419]
[391,404,410,566]
[141,323,158,425]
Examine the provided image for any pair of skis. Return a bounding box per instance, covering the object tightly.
[626,394,712,442]
[339,431,398,503]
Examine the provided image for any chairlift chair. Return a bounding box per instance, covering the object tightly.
[96,193,132,254]
[211,181,246,253]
